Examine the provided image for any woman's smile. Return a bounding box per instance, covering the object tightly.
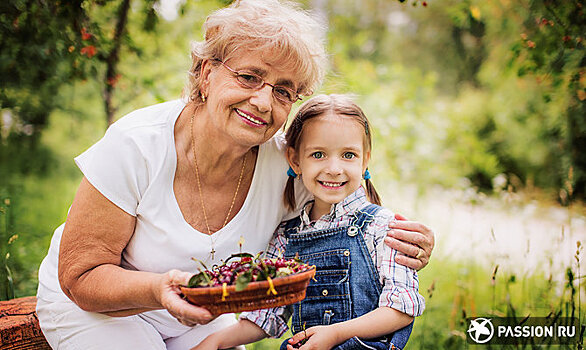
[235,108,267,127]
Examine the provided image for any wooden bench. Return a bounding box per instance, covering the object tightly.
[0,296,51,349]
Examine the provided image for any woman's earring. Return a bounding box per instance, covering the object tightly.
[200,92,206,102]
[363,169,371,180]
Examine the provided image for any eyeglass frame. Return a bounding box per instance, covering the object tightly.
[213,59,306,104]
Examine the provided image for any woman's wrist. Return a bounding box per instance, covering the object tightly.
[150,272,165,308]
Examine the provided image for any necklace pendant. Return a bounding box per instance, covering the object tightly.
[210,247,216,260]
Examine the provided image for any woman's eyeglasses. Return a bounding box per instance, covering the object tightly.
[215,59,301,104]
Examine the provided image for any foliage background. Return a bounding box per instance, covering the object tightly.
[0,0,584,348]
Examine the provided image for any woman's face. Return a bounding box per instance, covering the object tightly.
[201,48,300,149]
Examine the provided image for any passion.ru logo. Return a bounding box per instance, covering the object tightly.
[466,317,581,345]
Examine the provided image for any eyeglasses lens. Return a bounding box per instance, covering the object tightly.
[234,71,297,104]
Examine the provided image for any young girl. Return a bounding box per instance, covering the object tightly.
[193,94,425,350]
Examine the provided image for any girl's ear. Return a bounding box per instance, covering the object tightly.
[286,147,301,175]
[362,150,371,174]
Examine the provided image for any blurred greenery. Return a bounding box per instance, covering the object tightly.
[251,257,585,349]
[0,0,584,348]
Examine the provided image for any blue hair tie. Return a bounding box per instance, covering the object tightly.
[287,166,297,178]
[363,169,371,180]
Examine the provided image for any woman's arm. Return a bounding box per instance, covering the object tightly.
[58,177,213,324]
[385,214,435,270]
[286,307,413,350]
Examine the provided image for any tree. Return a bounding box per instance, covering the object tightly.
[512,0,585,202]
[0,0,164,135]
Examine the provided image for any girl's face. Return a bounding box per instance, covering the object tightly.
[287,113,370,218]
[200,48,299,149]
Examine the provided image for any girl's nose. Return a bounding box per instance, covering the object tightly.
[249,85,273,114]
[325,159,343,175]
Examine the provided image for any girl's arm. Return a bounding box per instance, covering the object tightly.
[286,307,413,350]
[191,319,268,350]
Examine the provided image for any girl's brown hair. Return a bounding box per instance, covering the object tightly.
[284,94,381,210]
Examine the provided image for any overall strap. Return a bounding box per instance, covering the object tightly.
[283,216,302,238]
[348,203,382,236]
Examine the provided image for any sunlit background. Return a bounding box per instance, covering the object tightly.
[1,0,584,348]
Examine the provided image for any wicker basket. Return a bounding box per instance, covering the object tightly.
[180,267,316,315]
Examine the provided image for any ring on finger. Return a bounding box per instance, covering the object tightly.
[415,248,424,260]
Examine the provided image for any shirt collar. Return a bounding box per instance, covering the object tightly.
[299,186,369,226]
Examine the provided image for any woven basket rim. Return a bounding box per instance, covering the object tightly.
[180,266,316,296]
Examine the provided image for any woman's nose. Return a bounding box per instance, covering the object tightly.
[249,85,273,114]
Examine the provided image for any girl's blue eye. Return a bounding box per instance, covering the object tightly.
[343,152,356,159]
[311,152,324,159]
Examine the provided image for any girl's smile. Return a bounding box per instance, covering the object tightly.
[318,180,347,188]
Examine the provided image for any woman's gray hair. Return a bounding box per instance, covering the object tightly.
[183,0,328,103]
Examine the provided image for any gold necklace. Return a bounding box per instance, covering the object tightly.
[190,111,247,260]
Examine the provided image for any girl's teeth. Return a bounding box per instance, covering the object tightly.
[322,181,342,188]
[236,109,263,125]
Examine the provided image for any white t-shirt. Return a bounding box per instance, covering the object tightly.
[37,99,309,335]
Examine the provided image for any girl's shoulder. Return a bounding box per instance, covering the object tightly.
[362,204,395,236]
[360,203,394,221]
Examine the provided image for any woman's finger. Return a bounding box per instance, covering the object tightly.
[388,228,432,251]
[384,233,430,270]
[384,236,419,259]
[394,213,408,221]
[388,222,435,252]
[393,252,424,271]
[167,269,193,286]
[161,270,214,325]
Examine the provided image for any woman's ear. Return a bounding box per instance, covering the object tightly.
[286,147,301,175]
[199,59,214,96]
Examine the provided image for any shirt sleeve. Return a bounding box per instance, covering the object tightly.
[240,222,292,338]
[369,209,426,317]
[74,124,149,216]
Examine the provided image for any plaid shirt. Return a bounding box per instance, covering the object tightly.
[240,187,425,338]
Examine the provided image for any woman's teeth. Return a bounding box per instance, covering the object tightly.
[236,109,264,125]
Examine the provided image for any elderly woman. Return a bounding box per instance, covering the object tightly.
[36,0,434,349]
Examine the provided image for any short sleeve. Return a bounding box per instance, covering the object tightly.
[74,124,148,216]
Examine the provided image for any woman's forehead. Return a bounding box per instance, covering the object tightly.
[225,48,305,86]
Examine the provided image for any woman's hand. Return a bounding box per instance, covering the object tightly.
[384,214,435,271]
[286,326,341,350]
[157,269,214,327]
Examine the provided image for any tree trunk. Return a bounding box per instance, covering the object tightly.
[103,0,131,126]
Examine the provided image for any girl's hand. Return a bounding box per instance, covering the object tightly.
[286,326,342,350]
[157,269,214,327]
[384,214,435,271]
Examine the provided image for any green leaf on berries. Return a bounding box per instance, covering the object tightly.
[235,271,252,291]
[188,272,211,287]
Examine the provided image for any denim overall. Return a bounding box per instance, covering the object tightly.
[280,204,413,350]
